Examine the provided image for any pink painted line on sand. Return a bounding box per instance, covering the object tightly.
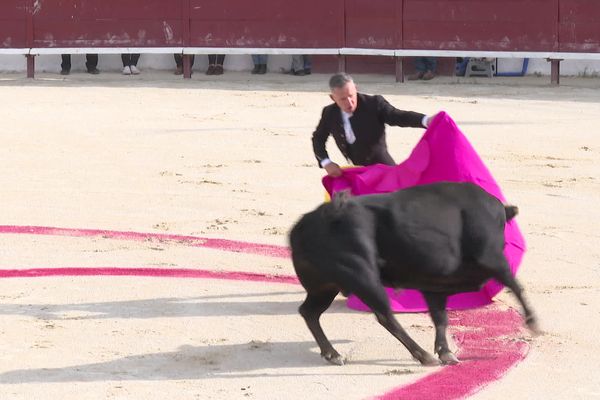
[375,307,529,400]
[0,267,299,285]
[0,225,290,259]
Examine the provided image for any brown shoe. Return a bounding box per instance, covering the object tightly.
[422,71,435,80]
[407,72,424,81]
[213,65,224,75]
[206,65,215,75]
[174,66,183,75]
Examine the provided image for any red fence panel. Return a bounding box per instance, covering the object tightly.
[0,0,28,48]
[31,0,184,47]
[3,0,599,56]
[402,0,558,51]
[559,0,600,52]
[188,0,344,47]
[344,0,401,49]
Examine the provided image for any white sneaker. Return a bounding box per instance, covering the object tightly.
[122,66,131,75]
[130,65,140,75]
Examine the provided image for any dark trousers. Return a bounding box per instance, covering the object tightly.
[174,54,195,68]
[121,54,140,67]
[349,144,396,166]
[208,54,225,65]
[61,54,98,72]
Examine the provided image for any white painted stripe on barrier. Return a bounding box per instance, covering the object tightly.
[183,47,340,55]
[7,47,600,61]
[340,47,395,56]
[0,48,29,55]
[393,49,600,60]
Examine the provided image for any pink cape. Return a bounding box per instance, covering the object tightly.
[322,111,526,312]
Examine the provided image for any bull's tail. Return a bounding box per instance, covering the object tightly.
[504,205,519,221]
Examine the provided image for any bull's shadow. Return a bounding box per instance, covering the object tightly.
[0,339,420,384]
[0,290,356,321]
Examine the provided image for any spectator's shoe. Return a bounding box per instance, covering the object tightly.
[87,67,100,75]
[122,66,132,75]
[213,65,224,75]
[422,71,435,80]
[407,72,424,80]
[130,65,140,75]
[258,64,267,74]
[303,68,311,75]
[293,69,306,76]
[251,64,261,74]
[174,66,183,75]
[206,65,216,75]
[60,69,70,76]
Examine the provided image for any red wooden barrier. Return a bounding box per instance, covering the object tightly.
[559,0,600,52]
[2,0,598,52]
[0,0,28,48]
[188,0,344,48]
[31,0,184,47]
[344,0,401,49]
[402,0,559,51]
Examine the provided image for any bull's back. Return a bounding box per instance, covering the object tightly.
[359,182,508,288]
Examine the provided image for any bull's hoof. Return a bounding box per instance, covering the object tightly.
[418,352,441,366]
[439,352,460,365]
[526,318,543,336]
[322,351,345,366]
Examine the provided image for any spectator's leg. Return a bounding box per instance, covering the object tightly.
[258,55,267,74]
[303,55,312,74]
[174,54,183,75]
[129,54,141,74]
[86,54,99,74]
[422,57,437,80]
[291,55,302,73]
[408,57,427,80]
[213,55,225,75]
[61,54,71,74]
[131,54,140,66]
[251,55,261,74]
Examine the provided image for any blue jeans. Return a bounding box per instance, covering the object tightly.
[252,55,268,65]
[292,55,312,72]
[415,57,437,73]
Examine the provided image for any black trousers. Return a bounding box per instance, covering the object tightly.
[208,54,225,65]
[348,144,396,166]
[61,54,98,72]
[121,54,140,67]
[174,54,195,68]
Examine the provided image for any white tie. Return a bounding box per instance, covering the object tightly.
[341,111,356,144]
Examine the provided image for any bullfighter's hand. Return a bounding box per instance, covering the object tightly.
[324,162,343,177]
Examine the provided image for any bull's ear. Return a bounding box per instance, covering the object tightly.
[332,189,352,209]
[333,189,351,201]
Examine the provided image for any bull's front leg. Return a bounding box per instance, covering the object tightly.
[299,289,345,365]
[422,291,459,365]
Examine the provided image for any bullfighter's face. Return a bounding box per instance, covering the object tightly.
[330,81,358,114]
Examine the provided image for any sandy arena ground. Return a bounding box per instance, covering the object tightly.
[0,71,599,399]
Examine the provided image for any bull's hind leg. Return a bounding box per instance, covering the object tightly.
[352,279,439,366]
[483,256,539,334]
[422,292,459,365]
[299,287,344,365]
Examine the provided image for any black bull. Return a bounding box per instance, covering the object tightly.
[289,182,538,366]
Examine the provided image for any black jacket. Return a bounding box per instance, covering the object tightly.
[312,93,426,166]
